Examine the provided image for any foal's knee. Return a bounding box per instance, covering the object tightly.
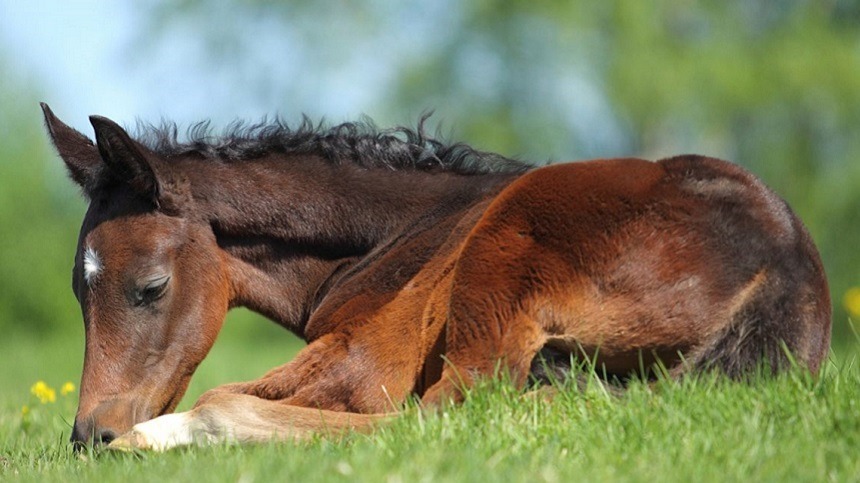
[194,382,252,408]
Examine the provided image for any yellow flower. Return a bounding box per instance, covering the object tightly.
[61,382,76,396]
[844,287,860,319]
[30,381,56,404]
[21,405,30,417]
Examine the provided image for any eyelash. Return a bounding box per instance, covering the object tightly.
[133,278,170,306]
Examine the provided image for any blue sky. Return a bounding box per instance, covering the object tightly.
[1,0,152,131]
[0,1,392,134]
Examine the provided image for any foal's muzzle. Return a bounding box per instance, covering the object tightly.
[71,419,119,448]
[70,398,141,449]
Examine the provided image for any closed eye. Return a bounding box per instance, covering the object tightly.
[133,276,170,307]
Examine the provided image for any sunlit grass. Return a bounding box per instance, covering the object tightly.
[2,332,860,482]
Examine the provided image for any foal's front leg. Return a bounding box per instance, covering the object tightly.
[109,332,404,451]
[109,393,389,451]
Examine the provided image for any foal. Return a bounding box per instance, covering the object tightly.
[41,104,830,451]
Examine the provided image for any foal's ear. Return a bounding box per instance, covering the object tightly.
[89,114,164,207]
[41,103,102,196]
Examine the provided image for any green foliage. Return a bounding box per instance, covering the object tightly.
[0,75,83,336]
[139,1,860,338]
[4,2,860,340]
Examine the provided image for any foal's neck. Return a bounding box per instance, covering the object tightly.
[186,153,516,333]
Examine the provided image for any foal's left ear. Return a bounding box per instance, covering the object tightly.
[89,115,165,208]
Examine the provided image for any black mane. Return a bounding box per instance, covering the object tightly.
[135,115,531,175]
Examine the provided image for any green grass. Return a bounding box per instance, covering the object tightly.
[3,322,860,482]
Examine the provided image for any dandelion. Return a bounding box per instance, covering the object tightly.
[60,382,76,396]
[30,381,56,404]
[844,287,860,319]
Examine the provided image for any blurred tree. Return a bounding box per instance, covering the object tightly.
[5,1,852,342]
[0,60,84,336]
[140,0,860,340]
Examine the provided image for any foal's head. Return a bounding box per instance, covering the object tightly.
[42,105,231,446]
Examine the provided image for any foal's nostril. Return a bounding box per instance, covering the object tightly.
[97,428,118,445]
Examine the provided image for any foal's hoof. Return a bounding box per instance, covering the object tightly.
[105,412,199,452]
[106,430,152,452]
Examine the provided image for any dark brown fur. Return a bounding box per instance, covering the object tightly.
[41,104,831,447]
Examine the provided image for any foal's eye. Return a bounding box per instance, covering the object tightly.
[133,277,170,306]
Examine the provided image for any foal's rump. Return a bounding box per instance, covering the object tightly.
[654,155,831,376]
[473,155,830,381]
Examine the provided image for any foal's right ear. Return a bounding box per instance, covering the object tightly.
[41,103,102,196]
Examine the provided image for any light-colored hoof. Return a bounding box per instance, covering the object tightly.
[106,412,201,452]
[106,430,151,452]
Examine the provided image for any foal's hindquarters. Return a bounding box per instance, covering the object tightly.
[421,155,830,403]
[110,155,830,451]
